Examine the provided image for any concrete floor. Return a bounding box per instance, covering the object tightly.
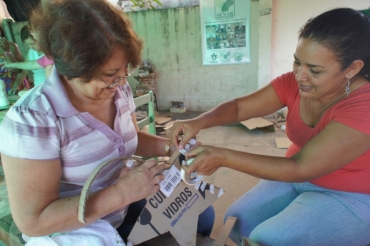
[161,111,288,245]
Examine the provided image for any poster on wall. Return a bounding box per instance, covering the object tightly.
[200,0,251,66]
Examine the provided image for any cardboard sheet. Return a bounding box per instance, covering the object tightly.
[275,137,292,149]
[156,116,172,125]
[214,216,237,246]
[164,121,174,131]
[240,118,275,132]
[128,152,224,246]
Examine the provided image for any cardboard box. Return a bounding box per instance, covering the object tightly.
[170,106,186,113]
[170,101,186,114]
[128,152,225,246]
[240,118,275,132]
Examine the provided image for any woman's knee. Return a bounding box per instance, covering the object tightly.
[249,221,307,246]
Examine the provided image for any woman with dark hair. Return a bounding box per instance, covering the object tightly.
[0,26,24,94]
[168,8,370,245]
[0,0,214,243]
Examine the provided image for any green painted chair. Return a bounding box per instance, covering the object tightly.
[134,91,156,135]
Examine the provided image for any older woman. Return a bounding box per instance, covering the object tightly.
[168,8,370,246]
[0,0,214,243]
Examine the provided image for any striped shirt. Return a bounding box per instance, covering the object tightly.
[0,67,138,227]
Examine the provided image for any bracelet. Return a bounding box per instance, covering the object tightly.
[4,51,11,56]
[164,140,171,157]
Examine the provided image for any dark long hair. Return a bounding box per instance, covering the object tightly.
[299,8,370,80]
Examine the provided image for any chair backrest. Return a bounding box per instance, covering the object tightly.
[133,91,156,135]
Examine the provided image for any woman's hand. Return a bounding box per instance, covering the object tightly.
[0,37,11,52]
[0,61,11,68]
[7,88,18,96]
[167,119,202,150]
[183,145,226,176]
[115,158,169,203]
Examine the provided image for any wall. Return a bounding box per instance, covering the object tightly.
[270,0,370,81]
[0,1,8,24]
[6,1,367,111]
[257,0,272,89]
[127,3,260,111]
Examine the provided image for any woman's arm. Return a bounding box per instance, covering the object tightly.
[2,60,43,70]
[195,84,284,128]
[185,121,370,182]
[8,42,24,62]
[131,113,176,157]
[169,84,285,148]
[1,154,167,236]
[1,41,24,73]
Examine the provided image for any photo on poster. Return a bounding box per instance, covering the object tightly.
[200,0,251,66]
[205,22,246,50]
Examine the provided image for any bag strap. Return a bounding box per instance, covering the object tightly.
[78,156,144,223]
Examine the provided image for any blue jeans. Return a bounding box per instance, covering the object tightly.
[225,180,370,246]
[117,199,215,242]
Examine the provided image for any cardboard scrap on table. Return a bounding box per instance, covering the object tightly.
[156,115,172,125]
[275,137,292,149]
[154,114,173,135]
[240,118,275,132]
[164,121,174,131]
[128,152,225,246]
[214,216,237,246]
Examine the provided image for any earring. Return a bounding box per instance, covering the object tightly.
[345,78,351,97]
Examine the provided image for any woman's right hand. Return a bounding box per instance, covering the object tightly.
[115,158,169,204]
[0,37,10,52]
[167,119,202,150]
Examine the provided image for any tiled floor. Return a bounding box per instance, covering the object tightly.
[161,111,288,245]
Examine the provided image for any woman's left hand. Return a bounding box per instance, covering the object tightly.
[183,145,226,176]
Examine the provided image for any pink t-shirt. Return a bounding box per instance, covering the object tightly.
[37,55,54,68]
[272,72,370,194]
